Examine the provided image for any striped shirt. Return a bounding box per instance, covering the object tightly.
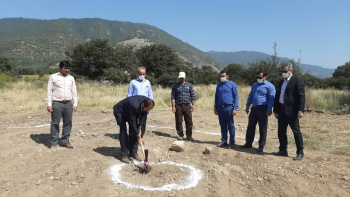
[171,82,195,104]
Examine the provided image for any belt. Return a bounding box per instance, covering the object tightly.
[219,104,233,108]
[252,105,268,108]
[176,103,190,106]
[53,100,72,104]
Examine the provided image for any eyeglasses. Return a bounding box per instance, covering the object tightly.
[281,70,288,73]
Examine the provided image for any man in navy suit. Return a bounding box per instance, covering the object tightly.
[113,95,155,164]
[273,63,305,160]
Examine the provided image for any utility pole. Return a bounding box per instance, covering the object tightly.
[272,42,278,65]
[273,42,277,57]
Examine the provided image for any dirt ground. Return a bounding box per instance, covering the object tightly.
[0,109,349,197]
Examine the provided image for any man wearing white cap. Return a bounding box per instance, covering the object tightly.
[171,72,195,141]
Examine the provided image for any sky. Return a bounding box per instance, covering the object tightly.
[0,0,349,69]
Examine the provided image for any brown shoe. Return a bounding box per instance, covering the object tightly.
[121,156,131,164]
[129,153,142,161]
[60,142,73,149]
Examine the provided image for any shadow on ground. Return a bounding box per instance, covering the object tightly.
[93,146,121,158]
[105,133,119,139]
[30,133,51,148]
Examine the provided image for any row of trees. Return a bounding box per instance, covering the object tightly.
[1,38,349,89]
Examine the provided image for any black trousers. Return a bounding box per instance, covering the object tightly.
[278,106,304,154]
[245,105,268,148]
[119,122,138,156]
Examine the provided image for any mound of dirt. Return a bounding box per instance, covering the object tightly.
[120,163,190,187]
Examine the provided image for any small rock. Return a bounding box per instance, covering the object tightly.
[36,180,42,185]
[204,147,212,154]
[306,174,314,179]
[342,176,349,181]
[71,181,78,185]
[80,174,84,178]
[257,177,263,182]
[171,141,185,152]
[224,163,230,167]
[49,176,54,180]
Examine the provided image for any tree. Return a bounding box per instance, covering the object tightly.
[333,62,350,78]
[246,58,280,86]
[0,56,11,73]
[224,63,246,84]
[66,39,116,80]
[136,44,185,86]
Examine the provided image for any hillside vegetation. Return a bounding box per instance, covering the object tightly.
[0,18,223,69]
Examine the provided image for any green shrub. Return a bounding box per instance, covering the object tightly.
[0,73,13,82]
[21,75,39,81]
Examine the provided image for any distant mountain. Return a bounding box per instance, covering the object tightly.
[207,51,335,78]
[0,18,223,70]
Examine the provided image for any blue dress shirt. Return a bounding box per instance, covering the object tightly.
[127,78,153,99]
[246,80,275,112]
[214,81,239,110]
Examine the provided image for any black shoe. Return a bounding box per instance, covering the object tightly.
[229,144,235,149]
[257,148,264,154]
[121,156,131,164]
[186,136,194,141]
[129,153,142,161]
[293,153,304,161]
[240,143,252,148]
[217,142,228,147]
[275,150,288,157]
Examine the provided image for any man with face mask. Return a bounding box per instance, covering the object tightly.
[113,96,155,164]
[127,67,153,138]
[214,70,239,148]
[273,63,305,160]
[241,71,275,154]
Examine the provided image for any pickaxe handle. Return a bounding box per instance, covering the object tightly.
[140,142,145,158]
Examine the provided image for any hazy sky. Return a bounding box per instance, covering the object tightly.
[1,0,349,69]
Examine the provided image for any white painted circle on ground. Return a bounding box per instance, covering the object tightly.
[109,161,202,191]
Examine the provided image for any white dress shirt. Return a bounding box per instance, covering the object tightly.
[46,72,78,107]
[279,74,292,104]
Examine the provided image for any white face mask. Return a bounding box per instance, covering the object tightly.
[138,75,145,81]
[257,78,264,84]
[220,77,227,83]
[282,72,289,79]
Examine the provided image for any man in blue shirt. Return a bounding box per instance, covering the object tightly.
[241,71,275,154]
[127,67,153,138]
[171,72,195,141]
[214,70,239,148]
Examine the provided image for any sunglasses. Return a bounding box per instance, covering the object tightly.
[281,70,289,73]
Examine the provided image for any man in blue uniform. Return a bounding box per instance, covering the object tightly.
[113,96,155,164]
[241,71,275,154]
[214,70,239,148]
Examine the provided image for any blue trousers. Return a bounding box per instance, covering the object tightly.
[217,106,235,144]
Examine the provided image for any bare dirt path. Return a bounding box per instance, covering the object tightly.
[0,110,349,196]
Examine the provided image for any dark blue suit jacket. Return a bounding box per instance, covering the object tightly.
[113,95,149,135]
[273,75,305,116]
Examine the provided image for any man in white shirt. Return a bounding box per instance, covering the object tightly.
[46,60,78,149]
